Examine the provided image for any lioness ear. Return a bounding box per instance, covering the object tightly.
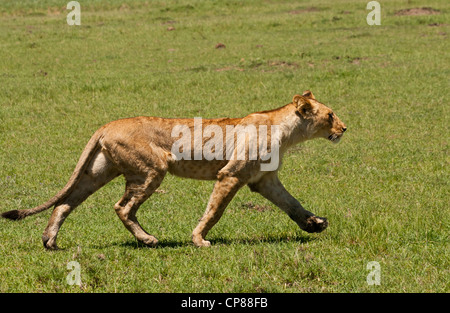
[302,90,315,100]
[292,94,303,105]
[293,94,313,117]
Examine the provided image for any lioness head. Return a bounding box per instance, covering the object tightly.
[293,90,347,143]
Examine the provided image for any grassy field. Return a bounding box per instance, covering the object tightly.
[0,0,448,293]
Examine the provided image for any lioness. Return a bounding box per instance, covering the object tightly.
[2,90,346,249]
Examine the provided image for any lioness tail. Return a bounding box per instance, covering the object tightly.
[1,130,103,221]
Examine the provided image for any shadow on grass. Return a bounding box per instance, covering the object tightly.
[97,232,315,250]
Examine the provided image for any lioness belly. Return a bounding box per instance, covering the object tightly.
[168,159,227,180]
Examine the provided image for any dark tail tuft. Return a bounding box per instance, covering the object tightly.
[1,210,25,221]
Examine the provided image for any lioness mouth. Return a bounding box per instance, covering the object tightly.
[328,133,341,142]
[328,132,344,144]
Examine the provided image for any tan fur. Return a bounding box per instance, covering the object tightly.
[1,91,346,249]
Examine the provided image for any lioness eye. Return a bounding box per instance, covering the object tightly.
[328,112,334,121]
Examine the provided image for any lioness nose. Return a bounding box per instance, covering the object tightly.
[342,127,347,132]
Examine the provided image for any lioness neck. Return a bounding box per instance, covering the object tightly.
[273,103,309,150]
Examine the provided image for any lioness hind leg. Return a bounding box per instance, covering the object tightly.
[42,151,120,250]
[114,170,166,247]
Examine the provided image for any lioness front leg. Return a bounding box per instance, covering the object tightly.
[192,176,244,247]
[249,172,328,233]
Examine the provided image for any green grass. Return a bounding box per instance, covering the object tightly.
[0,0,448,293]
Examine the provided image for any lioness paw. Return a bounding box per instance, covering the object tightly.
[304,216,328,233]
[141,236,159,248]
[192,237,211,247]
